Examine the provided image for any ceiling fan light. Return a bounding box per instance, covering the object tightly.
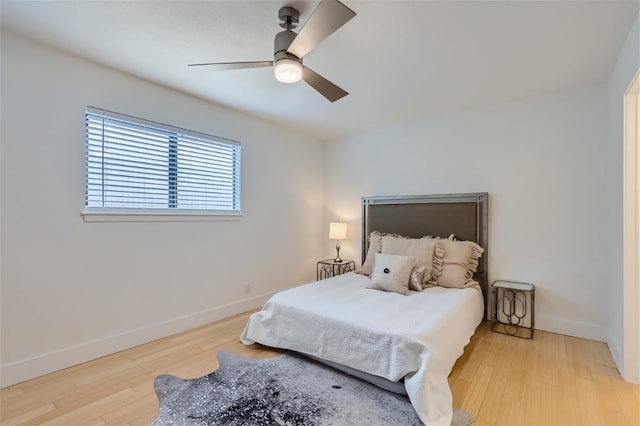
[274,58,302,83]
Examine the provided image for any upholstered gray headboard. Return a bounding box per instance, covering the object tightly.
[361,193,489,314]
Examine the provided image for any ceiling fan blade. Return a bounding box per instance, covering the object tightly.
[188,61,273,71]
[287,0,356,58]
[302,66,348,102]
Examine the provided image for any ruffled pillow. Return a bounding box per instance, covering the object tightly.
[381,234,443,289]
[359,231,385,276]
[436,239,484,289]
[423,242,445,289]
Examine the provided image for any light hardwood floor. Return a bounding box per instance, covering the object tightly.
[1,311,638,425]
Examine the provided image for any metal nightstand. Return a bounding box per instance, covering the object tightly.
[491,280,535,339]
[316,259,355,280]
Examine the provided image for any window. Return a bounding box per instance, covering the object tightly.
[84,107,241,220]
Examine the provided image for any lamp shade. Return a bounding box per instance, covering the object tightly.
[274,58,302,83]
[329,222,347,240]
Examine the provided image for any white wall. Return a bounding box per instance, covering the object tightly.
[324,84,609,342]
[0,32,325,386]
[3,15,638,388]
[606,13,640,383]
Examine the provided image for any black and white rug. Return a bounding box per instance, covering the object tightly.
[151,352,473,426]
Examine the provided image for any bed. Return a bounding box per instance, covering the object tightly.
[241,193,489,426]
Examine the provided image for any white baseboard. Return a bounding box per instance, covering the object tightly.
[607,328,640,384]
[1,301,619,388]
[606,329,623,373]
[535,314,608,342]
[0,293,274,388]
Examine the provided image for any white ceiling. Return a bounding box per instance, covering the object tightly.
[2,0,638,140]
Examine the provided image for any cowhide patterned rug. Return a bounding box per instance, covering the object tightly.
[151,351,473,426]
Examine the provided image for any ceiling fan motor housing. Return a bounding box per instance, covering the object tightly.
[275,6,301,64]
[274,30,301,64]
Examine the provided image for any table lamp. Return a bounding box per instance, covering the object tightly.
[329,222,347,262]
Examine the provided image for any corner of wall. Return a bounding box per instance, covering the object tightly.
[605,11,640,384]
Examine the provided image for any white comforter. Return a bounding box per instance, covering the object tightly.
[240,272,484,426]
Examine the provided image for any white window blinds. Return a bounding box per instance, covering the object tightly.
[85,107,241,214]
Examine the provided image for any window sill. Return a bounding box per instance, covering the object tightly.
[81,208,243,222]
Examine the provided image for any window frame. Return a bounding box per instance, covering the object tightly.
[82,107,242,222]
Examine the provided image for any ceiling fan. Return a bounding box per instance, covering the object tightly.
[188,0,356,102]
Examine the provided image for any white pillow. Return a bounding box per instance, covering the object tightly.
[368,253,415,295]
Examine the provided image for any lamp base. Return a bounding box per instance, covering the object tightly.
[334,242,342,263]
